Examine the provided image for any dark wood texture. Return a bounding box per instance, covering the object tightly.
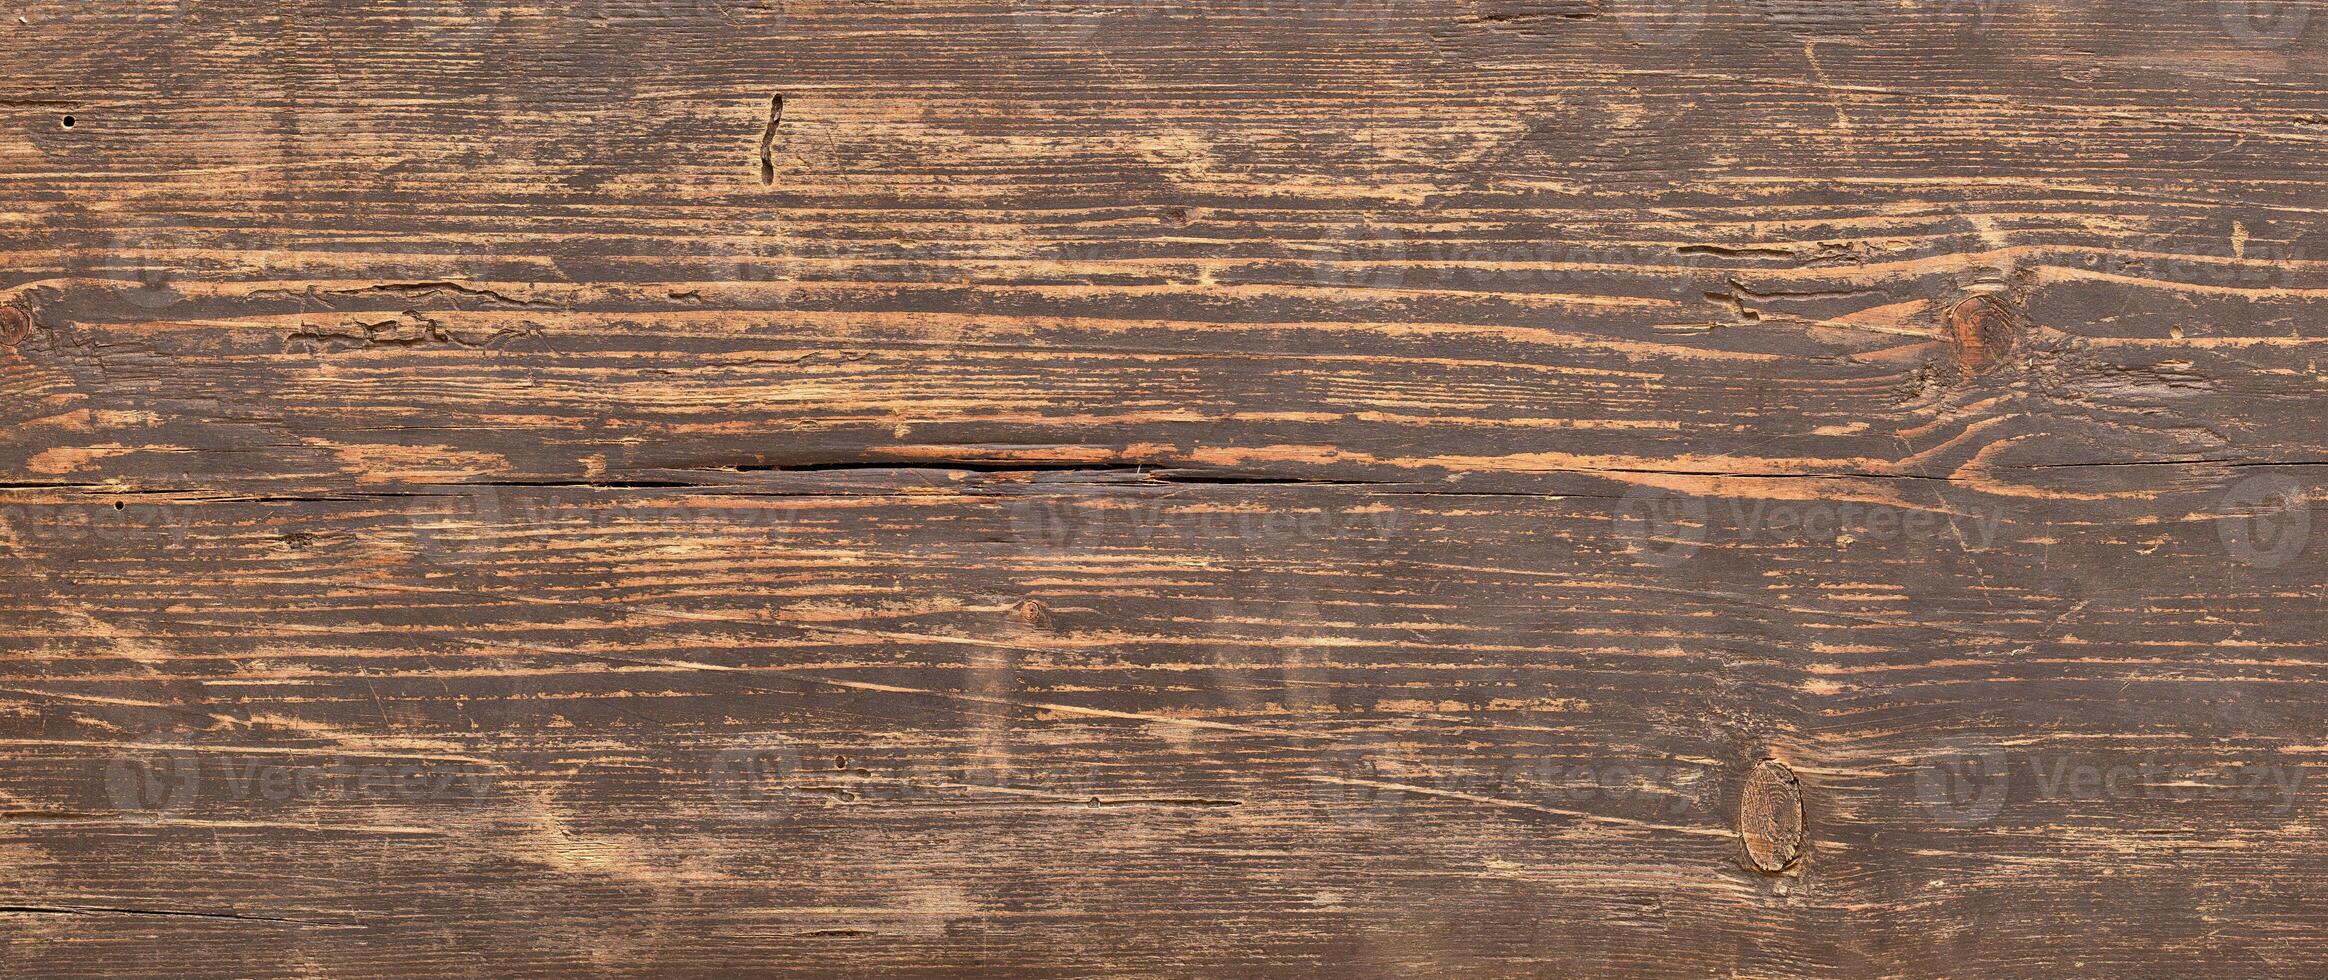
[4,0,2327,975]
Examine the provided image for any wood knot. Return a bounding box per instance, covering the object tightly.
[1738,759,1806,874]
[0,304,31,347]
[1945,294,2021,374]
[1006,599,1054,629]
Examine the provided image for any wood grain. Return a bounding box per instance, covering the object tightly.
[3,0,2326,975]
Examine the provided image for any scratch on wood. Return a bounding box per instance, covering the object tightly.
[759,93,784,184]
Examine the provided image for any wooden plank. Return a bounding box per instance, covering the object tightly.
[3,0,2326,975]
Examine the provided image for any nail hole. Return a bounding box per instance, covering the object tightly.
[60,115,74,128]
[112,500,124,510]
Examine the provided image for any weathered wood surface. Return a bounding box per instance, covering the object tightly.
[3,0,2326,975]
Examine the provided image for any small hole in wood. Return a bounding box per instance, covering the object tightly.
[113,500,124,510]
[60,115,75,129]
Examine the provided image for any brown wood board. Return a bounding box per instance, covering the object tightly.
[3,1,2327,975]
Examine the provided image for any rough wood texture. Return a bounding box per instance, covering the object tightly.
[4,0,2326,975]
